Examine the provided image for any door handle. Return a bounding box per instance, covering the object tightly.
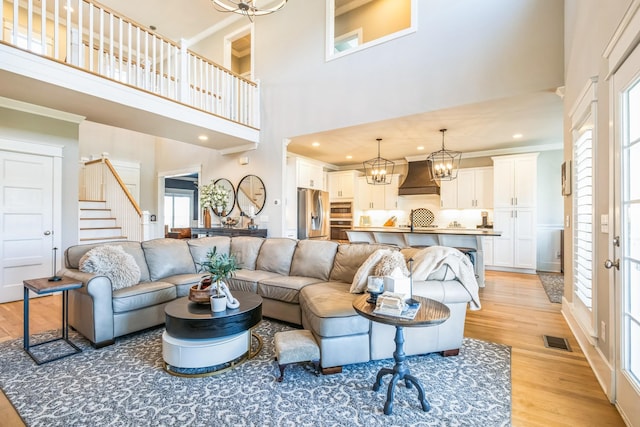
[604,259,620,270]
[44,230,52,236]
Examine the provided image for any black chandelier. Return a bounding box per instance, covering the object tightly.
[427,129,461,181]
[212,1,288,22]
[363,138,395,185]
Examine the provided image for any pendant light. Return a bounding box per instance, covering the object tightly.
[427,129,461,181]
[363,138,395,185]
[212,1,288,22]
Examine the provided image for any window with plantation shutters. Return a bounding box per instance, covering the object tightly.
[573,129,594,309]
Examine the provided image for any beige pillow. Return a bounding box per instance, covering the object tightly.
[350,249,393,294]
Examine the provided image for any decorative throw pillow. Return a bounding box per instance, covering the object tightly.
[373,251,409,277]
[79,245,141,291]
[349,249,393,294]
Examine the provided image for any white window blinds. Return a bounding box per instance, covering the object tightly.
[573,129,594,309]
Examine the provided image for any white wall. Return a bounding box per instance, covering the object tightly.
[0,107,79,250]
[238,0,564,236]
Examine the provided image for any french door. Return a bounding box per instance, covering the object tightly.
[612,40,640,424]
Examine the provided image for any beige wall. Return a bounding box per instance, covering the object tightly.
[563,0,632,367]
[0,107,79,249]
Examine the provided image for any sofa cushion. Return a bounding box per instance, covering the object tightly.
[142,238,196,281]
[230,237,265,270]
[258,276,324,304]
[65,241,150,282]
[300,282,370,337]
[289,240,339,281]
[255,238,298,275]
[187,236,231,267]
[227,269,283,293]
[112,281,176,313]
[161,273,203,297]
[350,249,394,294]
[79,245,141,291]
[329,244,389,284]
[413,280,472,304]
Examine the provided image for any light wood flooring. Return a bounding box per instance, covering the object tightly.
[0,271,625,426]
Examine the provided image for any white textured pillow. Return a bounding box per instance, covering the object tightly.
[349,249,393,294]
[79,245,141,291]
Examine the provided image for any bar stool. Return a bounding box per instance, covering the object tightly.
[455,247,477,276]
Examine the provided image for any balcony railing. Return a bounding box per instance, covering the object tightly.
[0,0,259,129]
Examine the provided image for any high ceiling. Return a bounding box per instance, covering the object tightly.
[93,1,564,164]
[287,90,564,167]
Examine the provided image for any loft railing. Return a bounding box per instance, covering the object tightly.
[81,155,146,242]
[0,0,259,129]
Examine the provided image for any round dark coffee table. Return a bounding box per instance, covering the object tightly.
[162,291,263,376]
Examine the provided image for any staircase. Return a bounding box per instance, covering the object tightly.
[79,200,127,243]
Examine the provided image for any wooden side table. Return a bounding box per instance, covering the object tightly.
[23,277,83,365]
[353,294,450,415]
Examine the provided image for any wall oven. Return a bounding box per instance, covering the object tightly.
[329,202,353,241]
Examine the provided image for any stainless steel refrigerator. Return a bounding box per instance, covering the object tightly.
[297,188,330,240]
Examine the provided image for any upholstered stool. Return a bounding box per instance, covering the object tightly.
[274,329,320,382]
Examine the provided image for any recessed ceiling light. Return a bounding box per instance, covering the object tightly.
[346,155,353,159]
[513,133,523,139]
[198,135,208,141]
[312,142,320,147]
[417,146,424,150]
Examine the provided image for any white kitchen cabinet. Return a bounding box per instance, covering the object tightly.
[440,167,493,209]
[328,170,360,199]
[357,175,399,210]
[491,153,538,271]
[296,158,324,190]
[457,167,493,209]
[492,154,537,208]
[439,179,457,209]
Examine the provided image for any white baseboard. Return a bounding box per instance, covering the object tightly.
[561,297,614,401]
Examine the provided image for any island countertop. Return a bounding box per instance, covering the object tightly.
[350,226,502,237]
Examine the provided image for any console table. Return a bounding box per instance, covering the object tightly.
[190,227,267,238]
[353,294,450,415]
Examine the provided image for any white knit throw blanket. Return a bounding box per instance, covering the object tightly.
[409,246,481,310]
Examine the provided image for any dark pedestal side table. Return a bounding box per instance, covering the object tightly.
[23,277,83,365]
[353,294,450,415]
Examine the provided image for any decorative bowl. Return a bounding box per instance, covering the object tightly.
[189,284,212,304]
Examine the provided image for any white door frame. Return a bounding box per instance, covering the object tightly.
[157,165,202,238]
[223,23,254,79]
[0,138,63,301]
[604,1,640,424]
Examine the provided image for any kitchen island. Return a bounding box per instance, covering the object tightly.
[346,227,502,287]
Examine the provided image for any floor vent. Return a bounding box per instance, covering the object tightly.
[543,335,572,351]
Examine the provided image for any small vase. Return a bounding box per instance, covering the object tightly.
[210,294,227,312]
[203,208,211,228]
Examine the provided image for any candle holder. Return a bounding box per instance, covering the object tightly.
[366,276,385,304]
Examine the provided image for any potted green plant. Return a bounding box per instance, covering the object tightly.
[193,247,239,311]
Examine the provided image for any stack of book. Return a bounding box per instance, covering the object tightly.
[373,292,420,320]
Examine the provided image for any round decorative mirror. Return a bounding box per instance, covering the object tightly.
[213,178,235,217]
[236,175,266,217]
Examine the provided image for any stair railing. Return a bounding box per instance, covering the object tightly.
[82,155,144,241]
[1,0,259,128]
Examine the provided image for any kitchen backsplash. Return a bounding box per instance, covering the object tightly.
[355,196,493,229]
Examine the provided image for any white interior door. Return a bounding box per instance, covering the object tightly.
[612,41,640,424]
[0,150,55,303]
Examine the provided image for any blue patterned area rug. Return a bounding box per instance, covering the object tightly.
[0,320,511,426]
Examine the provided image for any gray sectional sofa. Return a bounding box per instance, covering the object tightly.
[62,236,477,369]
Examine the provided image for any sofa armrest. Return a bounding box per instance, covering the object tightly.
[62,269,115,346]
